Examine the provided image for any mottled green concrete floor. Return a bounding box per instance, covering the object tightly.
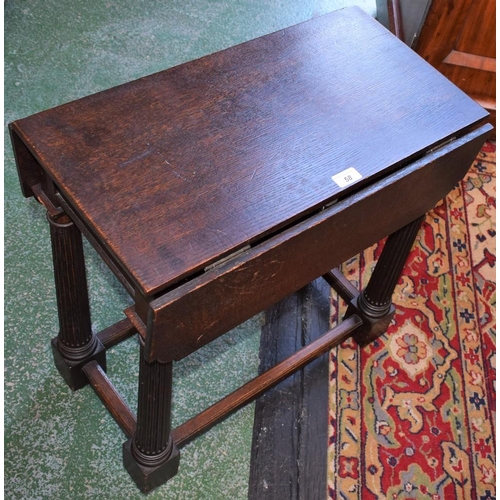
[5,1,375,498]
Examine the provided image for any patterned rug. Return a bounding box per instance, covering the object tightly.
[328,141,496,500]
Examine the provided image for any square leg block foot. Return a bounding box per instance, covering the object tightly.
[346,301,396,348]
[123,439,180,494]
[51,338,107,391]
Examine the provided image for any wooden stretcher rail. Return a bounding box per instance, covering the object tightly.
[96,317,137,349]
[171,314,363,448]
[83,361,137,438]
[82,314,363,450]
[322,268,359,303]
[124,307,147,341]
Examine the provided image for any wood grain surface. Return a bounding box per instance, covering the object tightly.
[10,6,488,296]
[415,0,495,126]
[146,125,491,362]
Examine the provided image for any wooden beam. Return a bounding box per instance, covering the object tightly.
[96,317,137,349]
[124,307,147,340]
[322,268,359,303]
[83,361,137,438]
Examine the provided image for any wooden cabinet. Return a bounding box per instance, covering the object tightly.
[414,0,496,130]
[376,0,495,131]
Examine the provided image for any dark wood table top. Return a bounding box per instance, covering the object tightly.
[12,6,488,296]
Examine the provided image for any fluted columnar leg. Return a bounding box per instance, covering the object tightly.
[348,216,425,346]
[132,341,175,464]
[123,340,180,493]
[48,211,106,390]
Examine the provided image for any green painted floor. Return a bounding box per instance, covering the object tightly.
[5,1,375,498]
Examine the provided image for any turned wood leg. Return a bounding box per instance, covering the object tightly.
[48,211,106,390]
[348,215,425,346]
[123,340,180,493]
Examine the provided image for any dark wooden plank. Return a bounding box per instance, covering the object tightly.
[147,125,491,363]
[171,314,362,449]
[249,278,333,500]
[10,7,488,296]
[299,279,335,500]
[249,292,303,500]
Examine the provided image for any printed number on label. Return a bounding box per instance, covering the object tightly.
[331,168,362,188]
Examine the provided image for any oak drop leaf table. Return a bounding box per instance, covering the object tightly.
[10,7,491,494]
